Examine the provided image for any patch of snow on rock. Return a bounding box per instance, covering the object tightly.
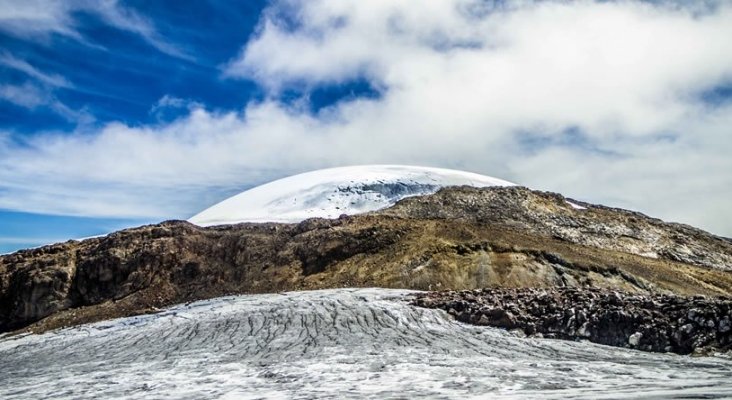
[567,201,587,210]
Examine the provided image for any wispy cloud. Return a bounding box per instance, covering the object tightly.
[0,80,89,122]
[0,0,190,122]
[89,0,194,60]
[0,52,72,87]
[0,50,84,121]
[0,0,190,59]
[0,0,81,40]
[150,95,204,113]
[0,82,46,108]
[1,0,732,237]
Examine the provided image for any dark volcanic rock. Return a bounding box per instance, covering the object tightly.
[412,288,732,355]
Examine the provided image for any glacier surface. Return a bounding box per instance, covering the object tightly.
[1,288,731,399]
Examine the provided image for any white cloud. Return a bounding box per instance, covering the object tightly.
[2,0,732,236]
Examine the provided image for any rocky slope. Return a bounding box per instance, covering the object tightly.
[413,288,732,355]
[383,186,732,271]
[1,186,731,334]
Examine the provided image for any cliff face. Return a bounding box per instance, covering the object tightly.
[1,186,731,334]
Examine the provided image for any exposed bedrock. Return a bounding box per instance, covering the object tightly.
[412,288,732,355]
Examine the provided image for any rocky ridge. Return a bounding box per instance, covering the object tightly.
[1,186,731,336]
[383,186,732,271]
[412,288,732,355]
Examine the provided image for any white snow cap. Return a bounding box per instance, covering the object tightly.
[188,165,515,226]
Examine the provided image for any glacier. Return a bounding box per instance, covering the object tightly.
[188,165,514,226]
[1,288,731,399]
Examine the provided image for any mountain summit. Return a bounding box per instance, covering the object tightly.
[189,165,514,226]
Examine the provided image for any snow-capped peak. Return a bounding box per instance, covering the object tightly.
[188,165,515,226]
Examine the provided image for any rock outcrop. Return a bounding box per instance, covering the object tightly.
[1,186,731,334]
[412,288,732,355]
[383,186,732,271]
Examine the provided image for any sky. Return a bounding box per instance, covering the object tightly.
[1,0,731,253]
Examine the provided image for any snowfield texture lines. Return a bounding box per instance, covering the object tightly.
[1,289,731,399]
[188,165,514,226]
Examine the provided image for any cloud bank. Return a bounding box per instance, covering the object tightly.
[2,0,732,236]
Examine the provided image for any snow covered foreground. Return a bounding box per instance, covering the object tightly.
[1,289,731,399]
[189,165,514,226]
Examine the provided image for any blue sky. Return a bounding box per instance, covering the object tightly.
[0,0,269,251]
[1,0,732,253]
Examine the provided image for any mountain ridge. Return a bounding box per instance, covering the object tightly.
[1,186,731,335]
